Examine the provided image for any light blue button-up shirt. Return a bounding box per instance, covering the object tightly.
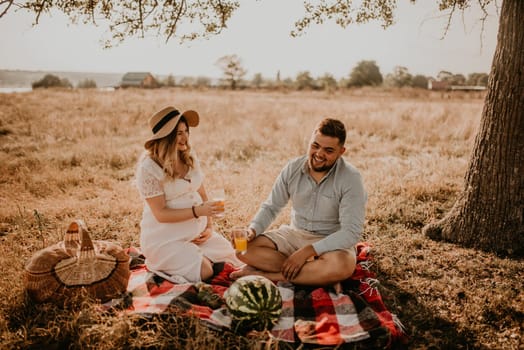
[250,155,367,255]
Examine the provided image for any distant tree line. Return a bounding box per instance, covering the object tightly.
[31,57,489,92]
[187,56,489,91]
[32,74,98,89]
[32,74,72,89]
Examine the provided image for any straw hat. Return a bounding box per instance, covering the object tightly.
[145,106,199,148]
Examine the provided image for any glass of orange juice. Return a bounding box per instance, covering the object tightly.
[232,227,248,254]
[209,188,225,217]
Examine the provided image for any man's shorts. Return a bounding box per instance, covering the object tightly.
[261,225,356,257]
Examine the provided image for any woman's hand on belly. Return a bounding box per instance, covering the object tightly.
[191,226,212,245]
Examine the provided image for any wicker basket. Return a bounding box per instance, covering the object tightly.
[24,220,130,303]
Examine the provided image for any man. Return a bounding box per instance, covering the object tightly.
[231,118,367,287]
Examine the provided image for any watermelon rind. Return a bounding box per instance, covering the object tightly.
[224,275,282,333]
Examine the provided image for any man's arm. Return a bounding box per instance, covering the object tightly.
[249,162,293,236]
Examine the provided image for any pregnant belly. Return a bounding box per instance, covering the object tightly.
[141,213,207,245]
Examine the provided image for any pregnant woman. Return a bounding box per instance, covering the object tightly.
[135,106,242,283]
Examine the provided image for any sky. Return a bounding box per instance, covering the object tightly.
[0,1,500,80]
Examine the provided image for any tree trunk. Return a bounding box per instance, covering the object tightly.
[423,0,524,256]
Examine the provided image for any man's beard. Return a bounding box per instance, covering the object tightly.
[309,157,335,173]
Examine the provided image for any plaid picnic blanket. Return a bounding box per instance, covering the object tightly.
[104,243,406,348]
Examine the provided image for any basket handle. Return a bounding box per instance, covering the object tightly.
[64,219,95,254]
[64,220,82,249]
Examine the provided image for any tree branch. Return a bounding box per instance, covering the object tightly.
[440,1,457,39]
[0,0,15,18]
[165,0,186,43]
[33,0,52,25]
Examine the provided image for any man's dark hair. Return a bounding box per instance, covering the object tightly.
[316,118,346,145]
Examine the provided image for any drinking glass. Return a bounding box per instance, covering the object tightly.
[232,227,248,254]
[209,188,225,218]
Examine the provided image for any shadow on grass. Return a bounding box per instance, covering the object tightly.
[377,276,483,350]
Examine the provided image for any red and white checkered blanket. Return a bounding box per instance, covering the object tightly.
[103,243,406,347]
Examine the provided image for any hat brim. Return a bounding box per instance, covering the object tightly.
[144,109,199,148]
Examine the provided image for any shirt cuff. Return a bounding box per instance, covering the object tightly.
[249,222,262,237]
[312,241,326,255]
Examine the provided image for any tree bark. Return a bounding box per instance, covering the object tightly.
[423,0,524,256]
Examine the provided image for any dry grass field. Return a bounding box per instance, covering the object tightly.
[0,88,522,349]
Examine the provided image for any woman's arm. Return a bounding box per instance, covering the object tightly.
[146,194,215,223]
[191,184,216,244]
[197,184,213,229]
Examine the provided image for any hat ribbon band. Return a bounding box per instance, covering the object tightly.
[152,109,180,134]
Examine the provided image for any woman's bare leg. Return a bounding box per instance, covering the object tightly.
[200,256,214,281]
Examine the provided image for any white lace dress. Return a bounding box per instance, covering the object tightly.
[135,152,241,283]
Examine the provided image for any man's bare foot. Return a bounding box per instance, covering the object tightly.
[230,265,287,283]
[333,281,342,294]
[229,265,263,280]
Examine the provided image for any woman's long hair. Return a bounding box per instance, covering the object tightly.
[145,117,194,179]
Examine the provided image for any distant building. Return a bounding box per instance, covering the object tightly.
[450,85,487,92]
[427,79,486,92]
[427,79,450,91]
[119,72,159,88]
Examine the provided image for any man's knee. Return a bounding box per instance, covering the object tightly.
[320,250,357,280]
[235,250,248,263]
[249,235,277,249]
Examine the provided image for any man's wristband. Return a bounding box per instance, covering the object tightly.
[191,205,199,218]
